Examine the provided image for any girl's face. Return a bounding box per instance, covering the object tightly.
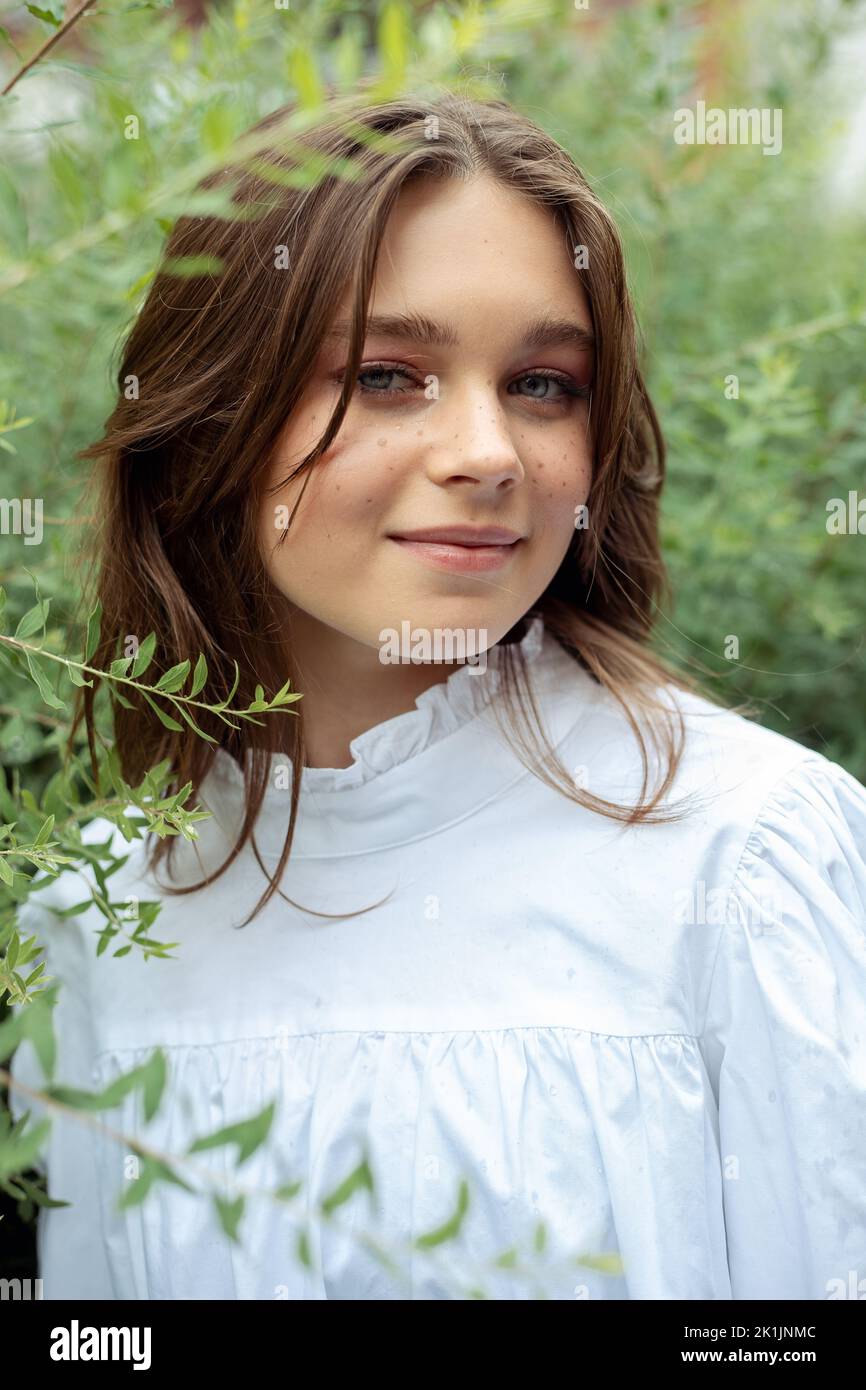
[259,172,594,660]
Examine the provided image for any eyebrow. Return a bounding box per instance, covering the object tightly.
[325,312,595,353]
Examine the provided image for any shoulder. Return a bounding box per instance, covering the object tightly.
[544,640,866,914]
[662,681,866,842]
[663,689,866,1013]
[652,681,866,908]
[546,633,862,826]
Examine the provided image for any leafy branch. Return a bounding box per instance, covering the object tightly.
[0,584,301,741]
[0,0,97,99]
[0,0,503,296]
[0,576,305,1003]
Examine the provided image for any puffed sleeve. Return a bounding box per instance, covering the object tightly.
[699,752,866,1300]
[7,895,119,1299]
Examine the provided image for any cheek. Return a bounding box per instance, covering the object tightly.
[261,435,394,575]
[526,431,593,534]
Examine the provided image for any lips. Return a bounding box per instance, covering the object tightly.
[389,525,523,546]
[388,525,524,574]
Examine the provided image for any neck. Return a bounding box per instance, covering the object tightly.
[284,606,467,769]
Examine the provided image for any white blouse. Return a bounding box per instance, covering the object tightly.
[10,615,866,1300]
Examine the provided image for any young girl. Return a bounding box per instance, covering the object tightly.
[11,89,866,1301]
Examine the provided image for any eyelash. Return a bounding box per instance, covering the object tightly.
[336,362,591,406]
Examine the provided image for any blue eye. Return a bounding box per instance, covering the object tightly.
[357,364,419,394]
[341,363,590,405]
[509,371,585,402]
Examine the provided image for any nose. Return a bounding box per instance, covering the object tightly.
[424,379,525,492]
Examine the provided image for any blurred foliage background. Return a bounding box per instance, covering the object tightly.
[1,0,865,1289]
[1,0,865,781]
[2,0,865,786]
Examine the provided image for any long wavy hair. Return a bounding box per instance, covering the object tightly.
[75,85,715,923]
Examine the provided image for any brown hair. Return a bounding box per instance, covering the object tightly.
[75,84,716,924]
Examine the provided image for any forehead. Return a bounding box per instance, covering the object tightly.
[364,172,590,328]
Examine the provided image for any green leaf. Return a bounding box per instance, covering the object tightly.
[214,1193,245,1243]
[186,1100,275,1166]
[161,256,224,278]
[25,4,62,27]
[189,652,208,697]
[414,1179,470,1248]
[173,700,217,744]
[0,1117,52,1182]
[140,691,184,733]
[21,987,57,1080]
[25,651,65,711]
[84,600,102,662]
[131,632,157,678]
[117,1154,193,1210]
[271,677,301,707]
[574,1251,625,1275]
[155,660,190,694]
[290,45,324,109]
[378,0,409,85]
[274,1180,302,1202]
[213,660,240,713]
[15,600,49,641]
[67,664,92,688]
[320,1157,375,1216]
[33,814,55,847]
[52,899,93,918]
[141,1047,167,1123]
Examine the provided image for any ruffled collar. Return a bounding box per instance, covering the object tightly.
[303,612,546,793]
[202,613,593,856]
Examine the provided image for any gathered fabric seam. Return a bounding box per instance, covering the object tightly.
[90,1024,700,1066]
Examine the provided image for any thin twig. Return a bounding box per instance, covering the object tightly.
[1,1,97,98]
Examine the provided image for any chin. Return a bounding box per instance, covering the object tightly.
[376,606,515,655]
